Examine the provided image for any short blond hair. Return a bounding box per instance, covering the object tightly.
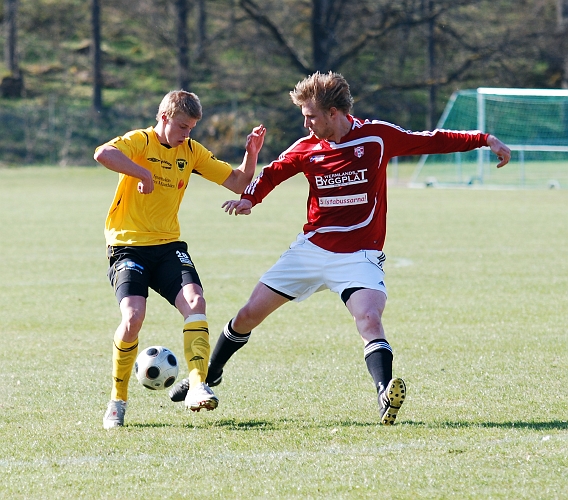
[290,72,353,114]
[156,90,203,120]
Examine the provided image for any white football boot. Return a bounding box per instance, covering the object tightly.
[184,382,219,412]
[103,399,127,429]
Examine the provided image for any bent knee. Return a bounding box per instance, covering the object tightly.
[233,305,262,332]
[120,307,145,333]
[189,294,206,310]
[355,310,383,328]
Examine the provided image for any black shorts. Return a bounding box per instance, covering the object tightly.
[107,241,202,305]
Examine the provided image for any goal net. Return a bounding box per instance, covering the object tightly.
[410,88,568,188]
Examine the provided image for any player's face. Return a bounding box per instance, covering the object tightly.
[162,113,198,147]
[301,101,334,140]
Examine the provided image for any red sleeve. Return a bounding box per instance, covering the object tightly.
[380,123,489,159]
[241,151,303,206]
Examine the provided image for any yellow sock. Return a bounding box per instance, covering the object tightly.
[111,336,138,401]
[183,314,210,388]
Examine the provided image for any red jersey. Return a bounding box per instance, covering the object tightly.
[242,116,489,253]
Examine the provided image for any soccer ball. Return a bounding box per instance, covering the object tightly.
[135,346,179,390]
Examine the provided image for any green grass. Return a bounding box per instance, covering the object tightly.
[1,167,567,499]
[410,159,568,189]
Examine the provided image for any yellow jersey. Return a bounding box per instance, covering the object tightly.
[99,127,233,246]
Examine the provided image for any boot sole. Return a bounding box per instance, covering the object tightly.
[381,378,406,425]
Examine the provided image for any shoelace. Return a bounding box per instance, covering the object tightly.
[195,382,214,396]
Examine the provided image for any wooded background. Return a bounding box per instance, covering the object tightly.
[1,0,568,166]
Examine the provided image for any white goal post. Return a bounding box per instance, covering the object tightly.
[410,88,568,188]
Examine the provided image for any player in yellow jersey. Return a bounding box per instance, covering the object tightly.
[94,90,266,429]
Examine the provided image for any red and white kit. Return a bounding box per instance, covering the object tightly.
[243,115,489,253]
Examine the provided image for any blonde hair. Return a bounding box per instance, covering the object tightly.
[156,90,203,120]
[290,71,353,114]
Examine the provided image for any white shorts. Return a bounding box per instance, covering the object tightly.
[260,234,387,302]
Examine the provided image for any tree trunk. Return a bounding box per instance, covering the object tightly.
[425,0,437,129]
[1,0,23,97]
[196,0,206,62]
[311,0,330,72]
[559,0,568,88]
[175,0,190,90]
[4,0,19,76]
[91,0,103,114]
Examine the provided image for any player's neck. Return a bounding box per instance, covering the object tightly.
[153,123,169,147]
[329,115,352,143]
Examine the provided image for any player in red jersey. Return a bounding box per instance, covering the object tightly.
[169,72,511,424]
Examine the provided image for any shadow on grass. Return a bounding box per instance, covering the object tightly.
[212,418,385,430]
[125,419,281,430]
[126,422,175,429]
[126,418,568,431]
[403,420,568,430]
[127,417,378,430]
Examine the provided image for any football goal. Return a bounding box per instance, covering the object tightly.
[409,88,568,188]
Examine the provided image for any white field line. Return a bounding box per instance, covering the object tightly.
[1,432,566,469]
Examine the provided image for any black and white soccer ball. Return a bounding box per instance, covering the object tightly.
[135,346,179,390]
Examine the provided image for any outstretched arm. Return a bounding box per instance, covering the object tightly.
[222,125,266,194]
[486,135,511,168]
[222,198,253,216]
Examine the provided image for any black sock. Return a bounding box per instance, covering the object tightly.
[208,319,251,374]
[364,339,393,395]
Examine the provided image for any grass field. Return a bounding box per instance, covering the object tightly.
[0,166,567,499]
[409,158,568,189]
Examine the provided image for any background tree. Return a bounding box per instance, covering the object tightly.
[1,0,567,165]
[424,0,437,130]
[558,0,568,88]
[195,0,207,62]
[1,0,23,97]
[175,0,190,90]
[91,0,103,114]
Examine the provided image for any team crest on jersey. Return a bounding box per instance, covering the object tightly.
[354,146,365,158]
[176,159,187,171]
